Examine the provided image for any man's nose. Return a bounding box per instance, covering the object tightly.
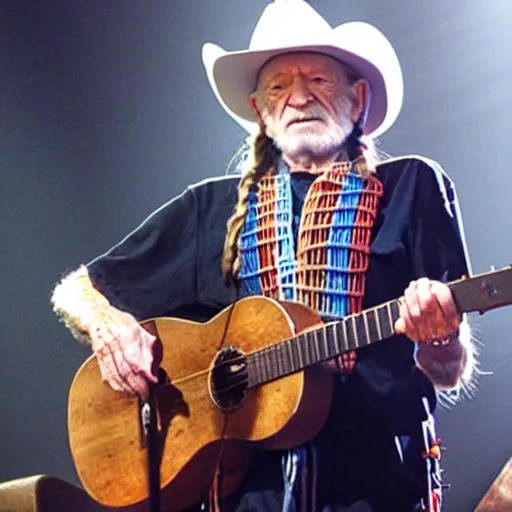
[287,77,314,108]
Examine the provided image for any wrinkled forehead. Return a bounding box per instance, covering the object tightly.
[257,51,353,86]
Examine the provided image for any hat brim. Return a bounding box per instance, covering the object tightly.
[203,19,404,138]
[210,44,387,136]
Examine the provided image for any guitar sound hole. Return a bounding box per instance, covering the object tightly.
[210,346,248,411]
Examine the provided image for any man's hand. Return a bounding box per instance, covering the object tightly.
[394,278,460,342]
[89,307,158,399]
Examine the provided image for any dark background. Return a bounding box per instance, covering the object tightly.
[1,1,511,510]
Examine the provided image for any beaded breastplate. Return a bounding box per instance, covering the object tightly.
[238,162,383,318]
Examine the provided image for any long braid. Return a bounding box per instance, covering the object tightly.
[221,129,280,282]
[344,119,376,177]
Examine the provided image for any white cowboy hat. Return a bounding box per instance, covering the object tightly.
[202,0,403,138]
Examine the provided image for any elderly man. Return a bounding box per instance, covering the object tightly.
[53,1,475,511]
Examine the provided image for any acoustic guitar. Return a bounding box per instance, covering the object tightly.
[68,266,512,511]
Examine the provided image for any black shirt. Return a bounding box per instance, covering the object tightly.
[87,156,469,511]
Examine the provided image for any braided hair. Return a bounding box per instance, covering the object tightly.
[344,118,375,177]
[221,128,280,282]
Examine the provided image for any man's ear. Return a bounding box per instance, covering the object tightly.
[351,79,369,123]
[249,93,264,126]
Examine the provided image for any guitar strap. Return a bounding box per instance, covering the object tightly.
[209,293,241,512]
[141,396,162,512]
[209,415,229,511]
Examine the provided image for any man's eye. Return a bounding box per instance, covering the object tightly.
[312,76,328,84]
[270,84,283,91]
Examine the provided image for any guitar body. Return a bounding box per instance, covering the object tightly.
[68,296,334,511]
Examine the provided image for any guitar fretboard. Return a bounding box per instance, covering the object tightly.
[245,265,512,388]
[247,301,400,388]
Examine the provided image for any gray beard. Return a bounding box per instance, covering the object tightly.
[275,134,345,161]
[271,124,353,162]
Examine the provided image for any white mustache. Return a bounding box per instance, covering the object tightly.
[285,107,329,127]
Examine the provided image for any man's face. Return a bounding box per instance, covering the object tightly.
[251,52,364,161]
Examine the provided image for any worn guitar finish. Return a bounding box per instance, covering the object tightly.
[67,266,512,511]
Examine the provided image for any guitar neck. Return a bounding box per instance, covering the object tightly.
[247,300,400,388]
[247,266,512,388]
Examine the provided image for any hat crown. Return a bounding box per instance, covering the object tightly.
[249,0,333,50]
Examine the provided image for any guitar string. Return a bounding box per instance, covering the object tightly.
[160,301,396,391]
[168,269,494,390]
[149,271,501,395]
